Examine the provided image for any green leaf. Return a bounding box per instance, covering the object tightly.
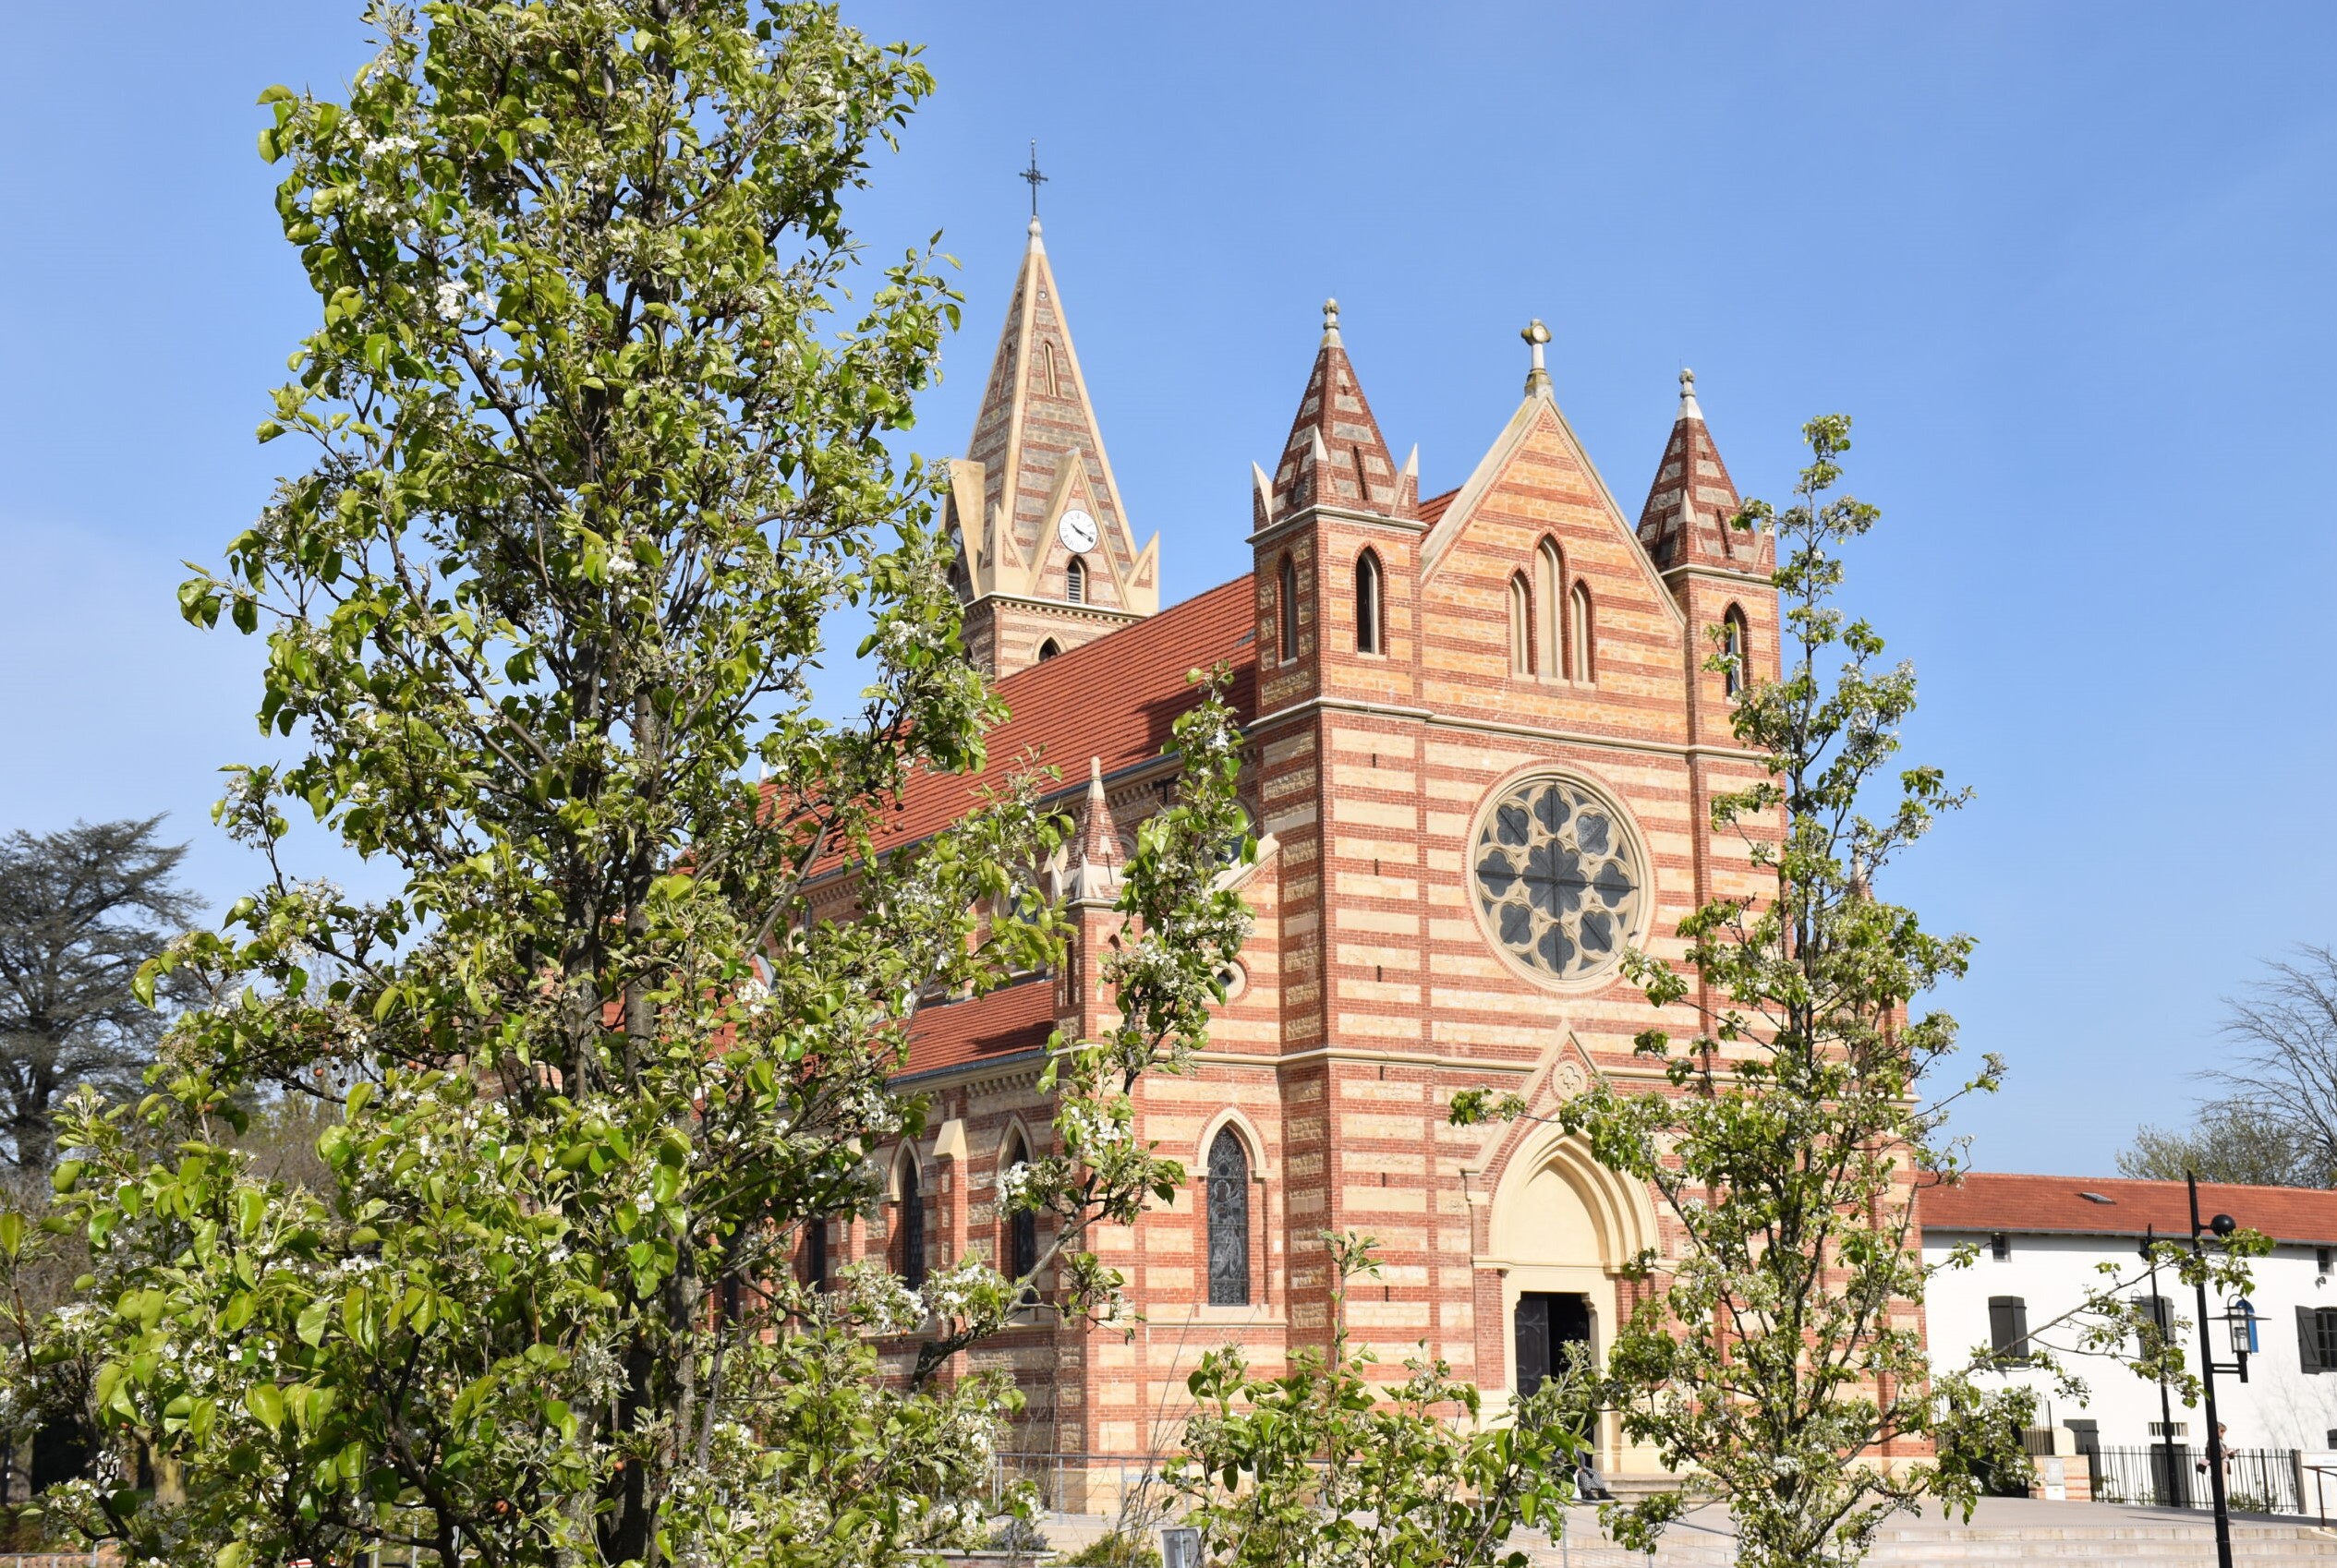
[244,1383,284,1433]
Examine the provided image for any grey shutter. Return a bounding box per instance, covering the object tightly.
[1991,1297,2029,1360]
[2299,1306,2323,1373]
[2135,1293,2174,1351]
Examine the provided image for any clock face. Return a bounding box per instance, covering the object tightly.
[1058,508,1099,554]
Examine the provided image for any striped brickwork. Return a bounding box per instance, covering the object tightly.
[824,241,1906,1480]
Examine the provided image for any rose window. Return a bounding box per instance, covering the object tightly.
[1471,776,1643,983]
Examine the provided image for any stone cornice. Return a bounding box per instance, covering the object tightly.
[1245,693,1770,765]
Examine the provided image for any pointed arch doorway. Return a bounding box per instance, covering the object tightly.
[1485,1128,1662,1475]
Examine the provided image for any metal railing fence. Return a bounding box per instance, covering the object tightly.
[2090,1445,2304,1515]
[988,1451,1175,1520]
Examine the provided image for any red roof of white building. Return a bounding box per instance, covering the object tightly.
[1924,1173,2337,1247]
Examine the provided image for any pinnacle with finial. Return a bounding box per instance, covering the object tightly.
[1521,319,1551,392]
[1678,367,1703,422]
[1322,297,1342,345]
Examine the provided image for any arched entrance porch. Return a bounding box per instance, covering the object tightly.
[1483,1125,1663,1476]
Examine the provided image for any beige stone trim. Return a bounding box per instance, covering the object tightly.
[1193,1104,1275,1179]
[1185,1043,1675,1083]
[884,1140,924,1201]
[1215,832,1279,896]
[992,1112,1044,1165]
[1459,760,1655,996]
[1661,561,1774,591]
[1246,501,1427,549]
[1147,1304,1290,1330]
[968,593,1141,629]
[1037,252,1144,604]
[1416,392,1685,632]
[1248,693,1768,765]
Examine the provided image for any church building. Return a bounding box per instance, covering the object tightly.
[818,213,1807,1486]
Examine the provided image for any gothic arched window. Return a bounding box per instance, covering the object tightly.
[1036,638,1061,662]
[1508,572,1534,676]
[804,1216,828,1291]
[1722,605,1749,697]
[1065,555,1087,604]
[1354,549,1382,655]
[1043,340,1062,399]
[1535,540,1564,678]
[1277,554,1299,665]
[1206,1126,1252,1306]
[1002,1133,1039,1298]
[1568,583,1594,683]
[897,1153,926,1291]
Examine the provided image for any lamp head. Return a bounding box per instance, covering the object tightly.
[2211,1213,2238,1238]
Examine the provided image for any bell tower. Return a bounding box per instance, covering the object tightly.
[946,215,1159,678]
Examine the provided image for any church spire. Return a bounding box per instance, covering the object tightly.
[947,211,1160,676]
[1636,368,1756,573]
[1265,299,1408,523]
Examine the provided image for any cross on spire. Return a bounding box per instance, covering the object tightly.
[1019,141,1047,218]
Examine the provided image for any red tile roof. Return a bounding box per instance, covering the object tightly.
[1418,487,1460,526]
[866,574,1258,856]
[846,577,1258,1082]
[1923,1173,2337,1246]
[901,976,1057,1079]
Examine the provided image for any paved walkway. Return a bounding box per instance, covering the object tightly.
[1525,1496,2337,1564]
[1031,1497,2337,1563]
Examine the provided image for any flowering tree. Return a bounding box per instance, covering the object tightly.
[1170,1235,1583,1568]
[0,6,1245,1566]
[1454,416,2258,1568]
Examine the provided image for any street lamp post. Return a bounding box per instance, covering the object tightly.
[2185,1171,2246,1568]
[2140,1224,2180,1507]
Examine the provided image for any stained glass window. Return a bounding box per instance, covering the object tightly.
[1004,1136,1039,1302]
[1206,1127,1251,1307]
[899,1156,926,1291]
[1471,777,1642,983]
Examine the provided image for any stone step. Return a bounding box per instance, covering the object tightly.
[1518,1515,2337,1567]
[1868,1552,2335,1565]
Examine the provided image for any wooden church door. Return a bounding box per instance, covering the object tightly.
[1514,1291,1592,1397]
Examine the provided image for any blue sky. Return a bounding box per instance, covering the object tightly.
[2,3,2332,1177]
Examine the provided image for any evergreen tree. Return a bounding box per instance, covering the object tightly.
[0,816,198,1169]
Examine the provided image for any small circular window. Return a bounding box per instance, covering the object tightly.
[1471,774,1645,984]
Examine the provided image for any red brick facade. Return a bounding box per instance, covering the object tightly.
[829,228,1802,1479]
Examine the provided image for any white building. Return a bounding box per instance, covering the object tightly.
[1924,1174,2337,1462]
